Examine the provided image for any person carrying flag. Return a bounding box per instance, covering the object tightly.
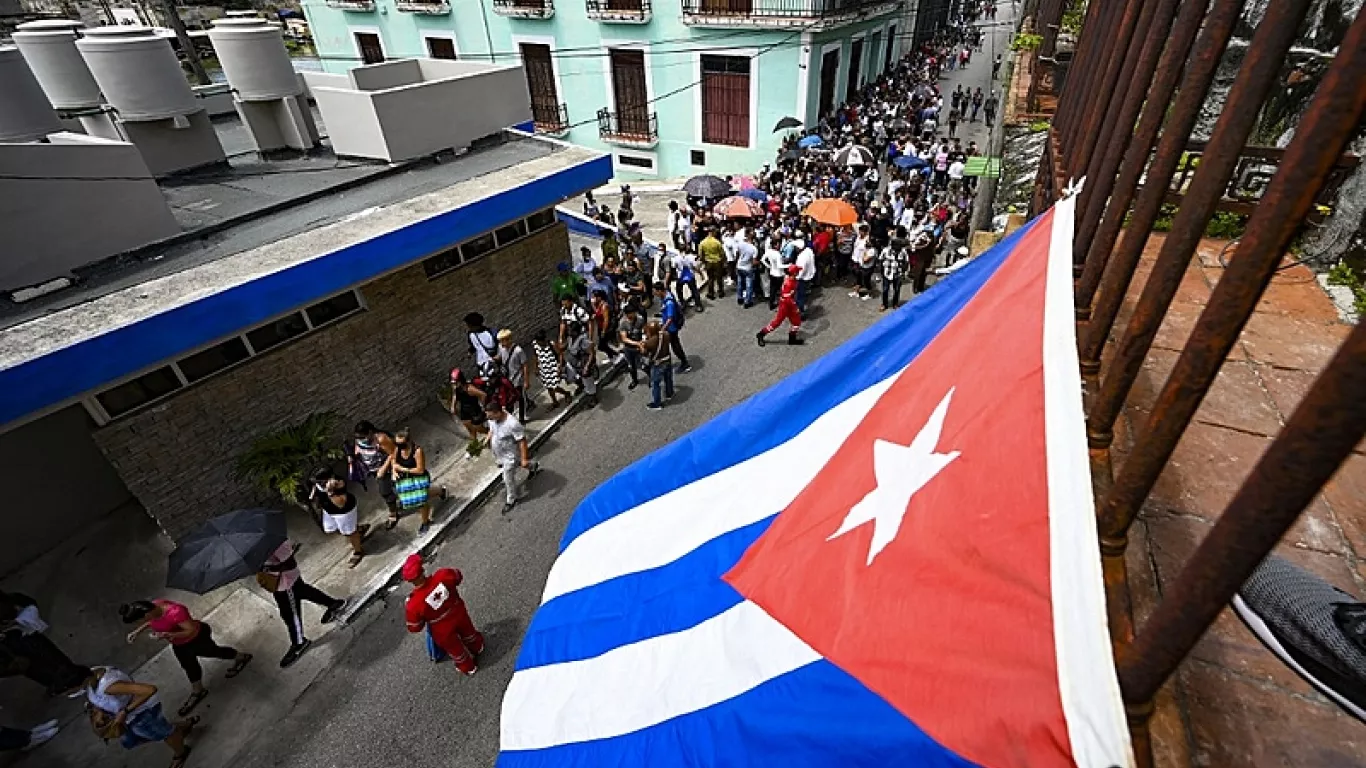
[755,265,804,347]
[402,554,484,677]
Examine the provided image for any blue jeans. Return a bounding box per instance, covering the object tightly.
[796,279,811,313]
[736,269,755,305]
[120,703,175,749]
[649,364,674,406]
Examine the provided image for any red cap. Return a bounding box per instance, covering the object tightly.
[401,553,424,581]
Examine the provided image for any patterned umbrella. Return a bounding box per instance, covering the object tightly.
[834,144,876,167]
[803,198,859,227]
[714,195,765,220]
[683,174,732,199]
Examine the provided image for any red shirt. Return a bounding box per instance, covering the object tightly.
[779,275,799,303]
[813,230,833,255]
[404,568,466,633]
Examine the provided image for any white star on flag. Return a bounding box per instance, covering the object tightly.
[827,388,961,566]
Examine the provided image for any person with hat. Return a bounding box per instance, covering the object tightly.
[402,555,484,676]
[496,329,531,422]
[756,265,805,347]
[551,262,584,308]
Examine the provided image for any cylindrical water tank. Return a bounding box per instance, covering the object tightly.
[12,20,103,110]
[0,46,62,142]
[208,18,301,101]
[76,26,199,122]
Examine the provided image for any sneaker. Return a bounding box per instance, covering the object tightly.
[678,364,693,374]
[756,331,767,348]
[861,294,871,301]
[647,403,663,410]
[321,600,347,625]
[23,725,57,752]
[502,499,518,515]
[464,665,479,677]
[848,291,859,298]
[280,639,312,668]
[628,380,639,390]
[418,522,431,536]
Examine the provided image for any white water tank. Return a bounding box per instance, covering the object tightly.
[76,26,199,122]
[208,18,302,101]
[0,46,62,142]
[12,20,103,110]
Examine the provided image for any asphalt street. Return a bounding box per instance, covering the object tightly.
[226,33,1015,768]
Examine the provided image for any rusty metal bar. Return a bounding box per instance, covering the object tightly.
[1119,322,1366,705]
[1074,0,1183,275]
[1067,0,1142,194]
[1038,0,1065,57]
[1074,0,1213,319]
[1075,0,1250,382]
[1060,0,1118,168]
[1098,2,1366,547]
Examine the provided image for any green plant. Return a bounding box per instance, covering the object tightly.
[465,437,485,458]
[1029,120,1051,133]
[235,412,343,506]
[1204,211,1248,239]
[1061,3,1086,34]
[1011,32,1043,51]
[1327,260,1366,317]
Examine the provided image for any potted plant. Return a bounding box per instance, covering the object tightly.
[235,411,344,508]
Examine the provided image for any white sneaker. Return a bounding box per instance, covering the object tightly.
[861,294,871,301]
[848,291,859,298]
[24,724,58,751]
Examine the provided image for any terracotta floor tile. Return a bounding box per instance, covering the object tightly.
[1238,312,1351,372]
[1194,238,1236,269]
[1126,350,1283,437]
[1257,365,1366,457]
[1179,659,1366,768]
[1325,454,1366,561]
[1148,422,1271,520]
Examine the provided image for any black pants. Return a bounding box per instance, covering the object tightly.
[0,727,29,752]
[273,580,340,647]
[676,278,703,310]
[173,623,237,684]
[0,632,85,695]
[768,275,783,309]
[882,275,903,308]
[668,329,689,368]
[621,349,642,385]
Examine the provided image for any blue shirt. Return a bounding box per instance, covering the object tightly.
[660,295,683,333]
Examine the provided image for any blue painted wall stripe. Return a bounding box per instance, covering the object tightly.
[0,152,613,426]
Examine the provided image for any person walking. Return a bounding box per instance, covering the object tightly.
[589,289,616,364]
[850,224,874,300]
[311,470,369,568]
[616,302,646,391]
[654,282,693,373]
[448,369,490,444]
[485,400,540,514]
[734,233,758,308]
[756,265,805,347]
[0,720,58,753]
[970,87,984,122]
[909,226,936,294]
[463,313,500,377]
[402,554,484,676]
[347,421,399,531]
[496,330,531,422]
[392,429,446,535]
[984,90,1000,126]
[121,600,251,715]
[558,294,591,347]
[880,226,911,311]
[530,330,570,409]
[667,200,687,251]
[0,592,86,696]
[992,54,1002,79]
[671,244,704,311]
[642,320,675,410]
[794,237,817,314]
[80,666,196,768]
[698,228,727,299]
[258,538,346,668]
[762,235,786,311]
[562,320,599,407]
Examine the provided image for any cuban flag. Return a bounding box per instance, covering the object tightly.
[499,194,1133,768]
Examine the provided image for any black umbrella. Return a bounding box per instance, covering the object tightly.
[772,116,803,132]
[683,174,732,199]
[779,148,804,163]
[167,509,289,594]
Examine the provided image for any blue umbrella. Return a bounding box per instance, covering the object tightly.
[739,188,768,203]
[894,155,928,170]
[798,135,824,149]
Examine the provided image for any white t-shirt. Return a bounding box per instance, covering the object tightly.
[853,237,875,268]
[488,414,526,465]
[948,161,965,180]
[734,240,758,271]
[762,248,785,277]
[795,248,817,281]
[722,233,737,263]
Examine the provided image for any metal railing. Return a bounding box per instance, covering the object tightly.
[393,0,450,12]
[1028,0,1366,762]
[596,109,658,144]
[532,103,570,134]
[585,0,651,19]
[490,0,554,17]
[681,0,896,21]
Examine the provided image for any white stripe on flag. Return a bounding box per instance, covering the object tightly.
[541,373,901,604]
[1041,193,1135,767]
[501,600,819,751]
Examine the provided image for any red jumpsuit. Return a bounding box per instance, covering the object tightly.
[762,275,802,335]
[405,568,484,673]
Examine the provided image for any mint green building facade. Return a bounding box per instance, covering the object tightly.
[301,0,915,179]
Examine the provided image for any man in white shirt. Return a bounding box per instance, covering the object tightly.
[761,236,786,311]
[733,234,759,308]
[850,224,874,299]
[485,401,539,513]
[667,201,686,250]
[721,227,737,287]
[794,238,817,313]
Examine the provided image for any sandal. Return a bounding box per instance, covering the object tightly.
[178,690,208,717]
[224,653,253,679]
[384,516,399,531]
[169,745,193,768]
[348,552,365,568]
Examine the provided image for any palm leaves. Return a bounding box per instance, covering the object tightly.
[235,412,344,505]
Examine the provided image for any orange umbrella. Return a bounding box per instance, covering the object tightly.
[804,198,858,227]
[713,195,764,220]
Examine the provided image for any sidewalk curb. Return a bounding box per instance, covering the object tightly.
[335,362,626,625]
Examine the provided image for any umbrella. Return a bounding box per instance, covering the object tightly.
[894,155,928,170]
[683,174,732,200]
[713,195,764,220]
[798,135,824,149]
[779,148,804,163]
[167,508,288,594]
[738,187,769,203]
[835,145,875,167]
[772,116,803,132]
[737,175,757,190]
[804,198,859,227]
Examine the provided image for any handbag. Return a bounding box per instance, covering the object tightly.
[425,626,449,663]
[395,472,431,510]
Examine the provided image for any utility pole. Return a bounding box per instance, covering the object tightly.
[162,0,212,85]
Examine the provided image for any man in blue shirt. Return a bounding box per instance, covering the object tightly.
[653,282,692,373]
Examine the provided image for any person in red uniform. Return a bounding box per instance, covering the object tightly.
[402,554,484,676]
[755,265,805,347]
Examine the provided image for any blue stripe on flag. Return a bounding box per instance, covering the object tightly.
[560,217,1038,549]
[517,518,771,670]
[498,659,982,768]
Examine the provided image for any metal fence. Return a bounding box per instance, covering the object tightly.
[1030,0,1366,760]
[490,0,554,16]
[584,0,651,17]
[596,109,659,143]
[681,0,893,19]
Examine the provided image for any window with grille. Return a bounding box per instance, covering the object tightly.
[426,37,457,60]
[520,43,563,130]
[700,55,750,148]
[355,32,384,65]
[610,50,651,137]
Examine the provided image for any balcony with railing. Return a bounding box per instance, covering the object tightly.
[681,0,901,28]
[532,102,570,135]
[491,0,553,18]
[596,109,657,147]
[585,0,651,22]
[394,0,450,12]
[324,0,375,10]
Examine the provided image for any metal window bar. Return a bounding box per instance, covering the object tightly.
[585,0,651,16]
[532,102,569,133]
[681,0,891,18]
[596,108,659,143]
[491,0,553,14]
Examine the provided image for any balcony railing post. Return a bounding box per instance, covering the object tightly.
[1052,0,1106,164]
[1074,0,1182,278]
[1074,0,1214,324]
[1096,0,1365,548]
[1060,0,1122,172]
[1076,0,1248,378]
[1068,0,1144,217]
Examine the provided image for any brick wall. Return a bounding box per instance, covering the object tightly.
[92,223,568,537]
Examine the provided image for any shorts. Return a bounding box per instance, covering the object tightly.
[374,472,398,507]
[458,406,487,424]
[322,509,359,536]
[120,703,174,749]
